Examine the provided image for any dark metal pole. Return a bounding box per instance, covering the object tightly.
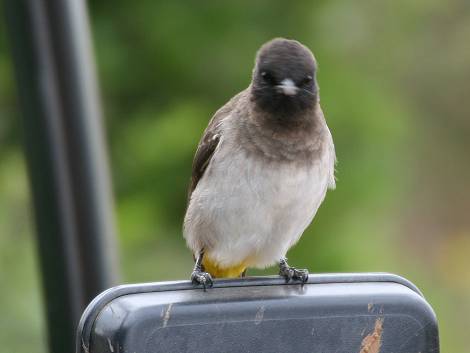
[3,0,118,352]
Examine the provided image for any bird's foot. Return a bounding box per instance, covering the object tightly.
[279,259,308,284]
[191,269,213,290]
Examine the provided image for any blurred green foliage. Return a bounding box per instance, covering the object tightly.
[1,0,469,352]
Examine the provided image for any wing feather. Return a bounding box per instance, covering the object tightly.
[187,92,244,201]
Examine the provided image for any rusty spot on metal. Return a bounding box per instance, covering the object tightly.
[106,337,115,352]
[359,317,384,353]
[254,306,265,325]
[162,303,173,328]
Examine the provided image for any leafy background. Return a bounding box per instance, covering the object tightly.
[1,0,469,352]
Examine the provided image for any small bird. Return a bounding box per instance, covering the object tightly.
[184,38,336,288]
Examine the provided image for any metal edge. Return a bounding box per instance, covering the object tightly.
[76,272,425,352]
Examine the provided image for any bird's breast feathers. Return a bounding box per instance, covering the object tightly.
[184,122,335,270]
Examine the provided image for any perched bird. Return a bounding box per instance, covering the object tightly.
[184,38,336,288]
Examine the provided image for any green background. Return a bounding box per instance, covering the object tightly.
[1,0,469,352]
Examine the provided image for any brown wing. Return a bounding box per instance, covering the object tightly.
[188,92,244,201]
[188,122,221,198]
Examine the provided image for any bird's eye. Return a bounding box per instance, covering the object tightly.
[302,75,313,86]
[261,71,276,85]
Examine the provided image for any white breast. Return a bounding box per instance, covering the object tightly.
[184,132,334,269]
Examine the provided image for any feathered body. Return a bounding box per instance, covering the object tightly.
[184,38,336,278]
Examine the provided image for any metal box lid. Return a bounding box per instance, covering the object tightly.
[77,273,439,353]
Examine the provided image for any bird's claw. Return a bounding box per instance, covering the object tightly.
[191,270,213,290]
[280,266,309,284]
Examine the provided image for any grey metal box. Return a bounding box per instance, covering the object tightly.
[77,273,439,353]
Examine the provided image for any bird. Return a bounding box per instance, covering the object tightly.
[183,38,336,288]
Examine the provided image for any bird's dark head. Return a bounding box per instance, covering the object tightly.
[251,38,318,117]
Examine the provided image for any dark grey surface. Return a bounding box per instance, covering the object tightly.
[77,273,439,353]
[4,0,117,351]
